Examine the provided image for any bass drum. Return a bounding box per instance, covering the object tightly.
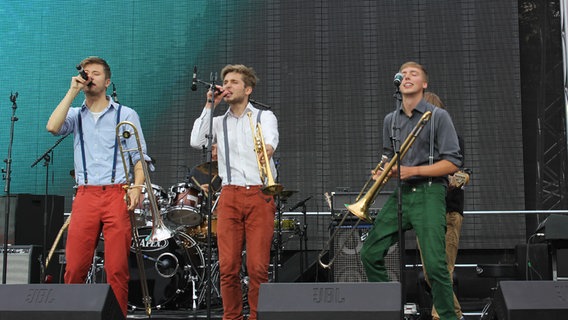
[128,227,205,310]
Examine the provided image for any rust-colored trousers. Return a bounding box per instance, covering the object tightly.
[65,185,131,317]
[216,185,275,320]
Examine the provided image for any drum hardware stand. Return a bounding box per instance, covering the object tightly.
[85,253,104,283]
[31,131,71,283]
[288,195,312,281]
[189,272,198,316]
[2,92,19,284]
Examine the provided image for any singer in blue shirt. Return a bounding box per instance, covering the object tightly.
[47,56,150,317]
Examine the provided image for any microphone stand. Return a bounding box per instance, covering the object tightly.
[391,88,405,319]
[272,161,282,283]
[201,72,217,319]
[298,202,308,282]
[2,92,19,284]
[31,132,71,283]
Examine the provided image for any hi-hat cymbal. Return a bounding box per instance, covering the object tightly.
[279,189,298,200]
[193,161,218,175]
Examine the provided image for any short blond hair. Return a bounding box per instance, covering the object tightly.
[399,61,428,83]
[80,56,111,79]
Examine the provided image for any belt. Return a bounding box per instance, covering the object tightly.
[77,184,126,191]
[223,184,263,190]
[403,177,448,188]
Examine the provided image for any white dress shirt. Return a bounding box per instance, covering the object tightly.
[190,103,279,187]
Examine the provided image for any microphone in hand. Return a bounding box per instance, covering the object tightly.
[76,65,92,86]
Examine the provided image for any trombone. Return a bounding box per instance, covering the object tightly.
[318,111,432,269]
[247,111,283,195]
[116,120,173,316]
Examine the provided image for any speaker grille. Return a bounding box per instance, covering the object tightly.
[0,245,40,284]
[331,223,399,282]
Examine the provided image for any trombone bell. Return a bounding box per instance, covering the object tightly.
[263,184,284,196]
[345,200,373,223]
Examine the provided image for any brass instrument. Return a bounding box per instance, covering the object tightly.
[117,121,173,243]
[247,111,283,195]
[318,111,432,269]
[116,121,172,316]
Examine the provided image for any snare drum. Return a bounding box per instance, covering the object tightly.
[166,182,203,227]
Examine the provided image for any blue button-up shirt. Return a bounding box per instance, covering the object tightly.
[56,96,150,186]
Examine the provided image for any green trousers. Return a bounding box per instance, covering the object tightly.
[360,183,458,320]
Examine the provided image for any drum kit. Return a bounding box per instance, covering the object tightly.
[124,170,222,311]
[92,162,300,311]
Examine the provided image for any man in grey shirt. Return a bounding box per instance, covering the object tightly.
[360,61,463,320]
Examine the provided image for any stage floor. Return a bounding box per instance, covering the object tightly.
[125,307,482,320]
[127,307,225,319]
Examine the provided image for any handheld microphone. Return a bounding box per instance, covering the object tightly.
[76,65,92,86]
[393,73,403,87]
[76,65,88,80]
[191,66,198,91]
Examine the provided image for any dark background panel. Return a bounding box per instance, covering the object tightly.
[0,0,563,248]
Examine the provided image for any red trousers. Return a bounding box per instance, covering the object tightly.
[216,185,275,320]
[64,185,131,317]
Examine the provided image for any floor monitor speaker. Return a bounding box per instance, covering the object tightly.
[0,284,124,320]
[493,280,568,320]
[258,282,401,320]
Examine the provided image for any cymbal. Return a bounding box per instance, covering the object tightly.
[279,189,298,200]
[193,161,218,175]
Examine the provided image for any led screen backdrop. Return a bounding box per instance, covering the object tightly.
[0,0,523,221]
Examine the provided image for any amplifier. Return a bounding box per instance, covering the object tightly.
[330,222,399,282]
[535,214,568,240]
[0,245,41,283]
[330,191,392,220]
